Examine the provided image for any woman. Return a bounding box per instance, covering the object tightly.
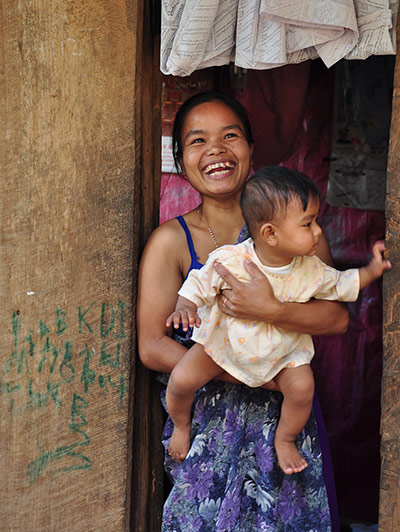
[137,92,348,531]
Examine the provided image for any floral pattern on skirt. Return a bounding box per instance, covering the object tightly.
[161,380,332,532]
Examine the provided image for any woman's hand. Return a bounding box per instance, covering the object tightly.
[214,258,349,335]
[214,259,283,322]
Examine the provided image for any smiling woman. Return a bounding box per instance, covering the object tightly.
[178,100,253,209]
[137,91,349,531]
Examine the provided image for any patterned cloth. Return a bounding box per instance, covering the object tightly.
[161,380,332,531]
[161,0,397,76]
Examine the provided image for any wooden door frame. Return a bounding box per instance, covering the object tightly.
[131,1,164,531]
[379,13,400,532]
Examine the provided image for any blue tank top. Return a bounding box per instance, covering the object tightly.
[176,215,203,276]
[174,216,204,346]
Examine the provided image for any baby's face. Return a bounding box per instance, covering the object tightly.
[272,196,322,260]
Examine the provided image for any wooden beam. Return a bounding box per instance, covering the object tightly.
[131,1,164,531]
[380,14,400,532]
[0,1,140,530]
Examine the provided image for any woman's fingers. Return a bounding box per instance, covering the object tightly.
[242,258,271,279]
[215,258,280,321]
[214,261,242,289]
[215,258,272,285]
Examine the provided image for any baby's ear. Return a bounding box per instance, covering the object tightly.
[259,223,278,246]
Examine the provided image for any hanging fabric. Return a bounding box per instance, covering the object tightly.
[161,0,397,76]
[160,0,237,77]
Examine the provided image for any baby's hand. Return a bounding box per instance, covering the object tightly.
[368,241,392,279]
[166,307,201,331]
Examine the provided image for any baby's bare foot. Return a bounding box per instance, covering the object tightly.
[275,440,308,475]
[168,425,190,463]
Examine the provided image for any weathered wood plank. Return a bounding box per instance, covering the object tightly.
[380,13,400,532]
[131,0,164,529]
[0,1,139,530]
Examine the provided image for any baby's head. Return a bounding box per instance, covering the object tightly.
[240,167,322,261]
[240,166,321,239]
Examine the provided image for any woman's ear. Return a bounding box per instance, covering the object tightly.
[259,223,278,246]
[179,159,187,179]
[250,144,254,165]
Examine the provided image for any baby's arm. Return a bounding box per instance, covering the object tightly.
[359,241,391,290]
[166,295,201,332]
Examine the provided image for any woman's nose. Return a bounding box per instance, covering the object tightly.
[207,139,226,155]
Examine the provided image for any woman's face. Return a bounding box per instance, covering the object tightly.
[179,101,253,201]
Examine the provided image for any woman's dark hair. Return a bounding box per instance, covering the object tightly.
[172,91,254,176]
[240,166,321,236]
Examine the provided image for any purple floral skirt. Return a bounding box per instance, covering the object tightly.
[161,379,332,532]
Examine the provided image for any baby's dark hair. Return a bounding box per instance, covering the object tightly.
[240,166,321,237]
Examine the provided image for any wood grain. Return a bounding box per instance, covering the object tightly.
[380,12,400,532]
[0,1,140,530]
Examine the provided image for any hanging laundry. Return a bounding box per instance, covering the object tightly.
[236,0,359,69]
[160,0,237,76]
[345,0,397,60]
[161,0,397,76]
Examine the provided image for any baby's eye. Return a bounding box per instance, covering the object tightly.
[304,222,312,227]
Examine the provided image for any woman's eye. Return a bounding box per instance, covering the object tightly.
[304,222,311,227]
[225,132,237,139]
[192,138,204,144]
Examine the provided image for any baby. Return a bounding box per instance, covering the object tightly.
[166,166,391,474]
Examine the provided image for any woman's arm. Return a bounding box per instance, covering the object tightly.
[137,224,189,373]
[215,232,349,335]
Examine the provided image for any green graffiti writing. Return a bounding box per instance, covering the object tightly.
[1,301,130,484]
[26,393,92,483]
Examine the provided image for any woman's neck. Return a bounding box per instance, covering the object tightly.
[197,199,244,247]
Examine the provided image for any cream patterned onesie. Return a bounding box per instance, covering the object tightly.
[178,238,360,387]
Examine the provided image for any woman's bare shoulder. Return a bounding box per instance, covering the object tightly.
[140,217,189,274]
[145,217,185,248]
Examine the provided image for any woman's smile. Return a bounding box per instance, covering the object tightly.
[202,160,235,178]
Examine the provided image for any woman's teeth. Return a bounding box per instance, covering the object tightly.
[204,162,233,175]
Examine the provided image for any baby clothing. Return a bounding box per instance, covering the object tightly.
[178,238,360,387]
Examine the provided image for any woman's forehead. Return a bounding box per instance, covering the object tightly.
[183,100,243,129]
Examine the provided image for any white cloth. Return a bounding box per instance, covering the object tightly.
[161,0,397,76]
[178,238,360,387]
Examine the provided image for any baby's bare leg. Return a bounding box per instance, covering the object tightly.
[166,343,223,462]
[274,364,315,475]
